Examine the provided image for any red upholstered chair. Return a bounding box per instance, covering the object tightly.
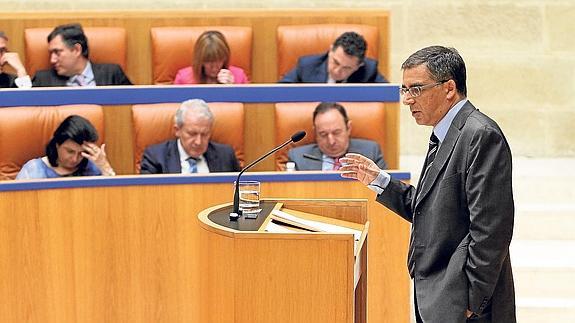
[0,105,104,180]
[131,102,245,172]
[276,24,379,80]
[273,102,386,170]
[150,26,253,85]
[24,27,127,77]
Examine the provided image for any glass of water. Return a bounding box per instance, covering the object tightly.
[235,180,261,218]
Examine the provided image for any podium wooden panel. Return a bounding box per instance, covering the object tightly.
[197,199,368,323]
[0,172,409,323]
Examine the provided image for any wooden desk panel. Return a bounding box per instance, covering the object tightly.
[0,173,409,322]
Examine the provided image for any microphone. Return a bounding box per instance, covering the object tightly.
[302,153,336,165]
[230,130,306,220]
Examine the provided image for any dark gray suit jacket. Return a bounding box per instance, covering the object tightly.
[377,101,515,323]
[32,63,132,87]
[0,72,17,88]
[140,139,240,174]
[279,52,387,83]
[288,138,387,170]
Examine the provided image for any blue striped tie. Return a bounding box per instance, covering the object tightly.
[187,157,198,173]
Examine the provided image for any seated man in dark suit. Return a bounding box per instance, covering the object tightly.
[288,102,386,170]
[0,31,31,88]
[32,23,132,87]
[279,31,387,83]
[140,99,241,174]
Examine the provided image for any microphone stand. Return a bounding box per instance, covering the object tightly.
[230,131,306,220]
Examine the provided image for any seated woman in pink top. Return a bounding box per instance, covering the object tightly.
[174,30,249,85]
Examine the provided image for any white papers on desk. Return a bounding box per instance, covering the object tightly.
[269,209,362,241]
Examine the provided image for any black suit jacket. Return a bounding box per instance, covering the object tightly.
[140,139,240,174]
[32,63,132,87]
[279,52,387,83]
[377,101,515,322]
[0,72,17,88]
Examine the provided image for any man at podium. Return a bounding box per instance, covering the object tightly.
[340,46,516,323]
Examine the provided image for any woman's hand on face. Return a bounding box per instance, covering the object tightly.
[217,69,235,84]
[81,143,115,176]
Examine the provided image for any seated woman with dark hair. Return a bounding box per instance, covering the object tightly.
[173,30,248,85]
[16,115,115,179]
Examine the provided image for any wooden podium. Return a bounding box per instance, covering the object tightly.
[0,173,409,322]
[197,199,369,323]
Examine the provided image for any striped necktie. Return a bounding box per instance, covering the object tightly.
[420,133,440,184]
[408,132,440,276]
[332,157,342,171]
[187,157,198,173]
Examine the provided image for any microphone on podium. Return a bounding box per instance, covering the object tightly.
[230,130,306,221]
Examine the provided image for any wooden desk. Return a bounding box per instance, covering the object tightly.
[0,172,410,322]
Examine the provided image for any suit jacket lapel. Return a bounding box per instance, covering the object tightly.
[204,143,216,171]
[92,63,103,85]
[309,146,324,169]
[414,102,476,209]
[167,140,182,173]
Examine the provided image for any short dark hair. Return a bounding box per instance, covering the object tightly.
[313,102,350,126]
[48,23,90,59]
[0,31,8,41]
[401,46,467,97]
[332,32,367,62]
[46,115,99,172]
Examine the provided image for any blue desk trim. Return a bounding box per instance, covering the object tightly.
[0,84,400,107]
[0,171,410,192]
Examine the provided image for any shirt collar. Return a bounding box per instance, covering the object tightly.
[68,61,94,85]
[81,61,95,84]
[177,139,203,163]
[433,98,468,143]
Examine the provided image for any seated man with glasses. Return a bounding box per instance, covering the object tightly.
[0,31,32,88]
[279,31,388,83]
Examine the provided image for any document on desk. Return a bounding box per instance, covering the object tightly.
[270,209,362,241]
[265,221,302,233]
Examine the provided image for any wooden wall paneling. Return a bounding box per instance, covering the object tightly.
[103,105,134,174]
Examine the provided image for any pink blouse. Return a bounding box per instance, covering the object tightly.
[173,65,249,84]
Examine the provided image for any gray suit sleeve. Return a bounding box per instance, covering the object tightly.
[376,179,416,223]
